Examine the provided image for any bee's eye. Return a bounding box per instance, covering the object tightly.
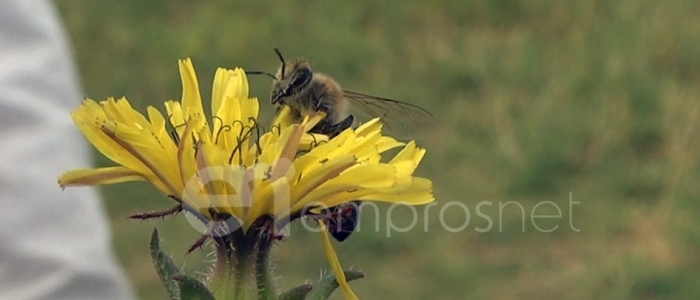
[289,68,311,89]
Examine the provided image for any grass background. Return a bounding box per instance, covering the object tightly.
[56,0,700,299]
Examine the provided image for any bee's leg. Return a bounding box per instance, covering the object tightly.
[309,114,351,137]
[320,114,355,137]
[334,114,354,131]
[310,120,332,135]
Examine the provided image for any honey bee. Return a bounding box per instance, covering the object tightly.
[247,48,432,241]
[248,48,433,138]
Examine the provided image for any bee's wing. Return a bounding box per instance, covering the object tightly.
[342,90,434,134]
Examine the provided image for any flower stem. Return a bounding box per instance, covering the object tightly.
[255,224,275,300]
[208,217,277,300]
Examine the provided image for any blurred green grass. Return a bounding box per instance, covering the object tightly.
[56,0,700,299]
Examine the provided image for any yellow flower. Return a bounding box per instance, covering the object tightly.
[58,59,433,299]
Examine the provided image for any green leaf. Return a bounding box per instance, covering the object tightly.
[150,228,181,300]
[279,284,313,300]
[173,274,216,300]
[307,271,365,300]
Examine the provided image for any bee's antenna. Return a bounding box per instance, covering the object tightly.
[245,71,277,80]
[274,48,285,77]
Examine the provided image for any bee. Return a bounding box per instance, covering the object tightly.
[248,48,433,138]
[247,48,432,241]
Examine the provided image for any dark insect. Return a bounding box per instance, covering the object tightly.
[247,48,432,241]
[246,48,433,137]
[321,201,360,242]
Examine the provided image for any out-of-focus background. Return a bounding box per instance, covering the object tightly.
[56,1,700,299]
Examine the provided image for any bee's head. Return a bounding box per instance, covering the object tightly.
[271,49,313,105]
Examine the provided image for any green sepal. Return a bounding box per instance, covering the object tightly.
[307,271,365,300]
[173,274,216,300]
[279,284,313,300]
[150,228,181,299]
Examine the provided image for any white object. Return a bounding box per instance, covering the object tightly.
[0,0,134,299]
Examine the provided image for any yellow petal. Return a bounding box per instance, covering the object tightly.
[212,69,242,147]
[230,68,249,101]
[177,121,212,214]
[211,68,228,114]
[257,125,296,165]
[164,100,186,138]
[71,101,152,176]
[215,98,238,148]
[318,221,358,300]
[357,177,434,205]
[271,123,305,179]
[147,106,170,143]
[292,164,396,211]
[302,112,325,132]
[376,136,404,153]
[195,140,234,215]
[247,176,290,228]
[178,119,198,190]
[298,133,329,152]
[104,121,182,195]
[355,118,382,136]
[289,154,356,210]
[271,105,295,129]
[101,97,150,128]
[179,58,205,121]
[389,141,424,165]
[301,129,355,163]
[58,166,144,188]
[319,177,433,211]
[317,192,373,209]
[240,97,259,127]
